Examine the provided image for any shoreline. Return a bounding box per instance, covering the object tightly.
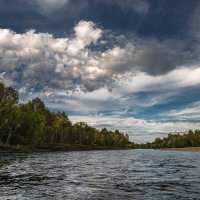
[0,144,133,153]
[160,147,200,152]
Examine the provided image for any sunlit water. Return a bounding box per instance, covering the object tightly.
[0,149,200,200]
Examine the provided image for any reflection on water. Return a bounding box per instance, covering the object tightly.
[0,149,200,200]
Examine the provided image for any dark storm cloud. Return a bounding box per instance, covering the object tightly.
[133,38,193,75]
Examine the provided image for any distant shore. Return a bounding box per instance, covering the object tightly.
[160,147,200,152]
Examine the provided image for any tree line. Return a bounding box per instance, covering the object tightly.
[139,129,200,149]
[0,83,133,150]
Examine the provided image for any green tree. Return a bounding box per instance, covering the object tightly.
[0,84,19,145]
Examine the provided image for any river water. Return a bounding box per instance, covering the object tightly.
[0,149,200,200]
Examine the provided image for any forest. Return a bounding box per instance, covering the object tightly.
[0,83,133,152]
[139,129,200,149]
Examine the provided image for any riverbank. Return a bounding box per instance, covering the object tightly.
[0,143,133,153]
[160,147,200,152]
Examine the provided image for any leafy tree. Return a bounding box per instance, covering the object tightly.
[141,129,200,149]
[0,84,19,145]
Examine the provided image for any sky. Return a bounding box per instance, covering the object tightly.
[1,0,200,143]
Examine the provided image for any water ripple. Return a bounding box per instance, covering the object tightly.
[0,150,200,199]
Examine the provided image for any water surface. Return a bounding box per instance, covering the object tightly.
[0,149,200,200]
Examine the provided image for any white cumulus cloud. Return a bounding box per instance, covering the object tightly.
[0,20,193,94]
[69,115,200,143]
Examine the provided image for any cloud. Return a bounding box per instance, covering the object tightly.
[162,101,200,121]
[69,114,200,143]
[67,21,102,55]
[34,66,200,120]
[0,20,198,97]
[35,0,70,14]
[0,21,103,92]
[127,0,149,15]
[117,66,200,93]
[188,2,200,38]
[96,0,149,15]
[34,0,149,16]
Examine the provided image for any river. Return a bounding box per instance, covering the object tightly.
[0,149,200,200]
